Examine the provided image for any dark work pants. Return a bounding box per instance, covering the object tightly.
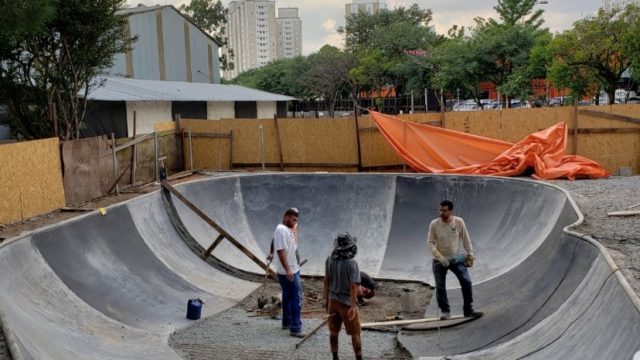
[432,260,474,314]
[278,271,302,333]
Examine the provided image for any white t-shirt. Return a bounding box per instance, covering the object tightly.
[273,223,300,275]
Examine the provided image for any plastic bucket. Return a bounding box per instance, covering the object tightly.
[186,298,203,320]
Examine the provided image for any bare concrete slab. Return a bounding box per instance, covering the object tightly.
[0,174,638,359]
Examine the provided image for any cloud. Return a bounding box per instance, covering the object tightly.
[322,18,337,32]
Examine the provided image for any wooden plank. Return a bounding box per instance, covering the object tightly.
[274,115,285,171]
[231,162,358,168]
[161,181,278,280]
[583,127,640,133]
[607,210,640,217]
[190,132,232,138]
[203,234,225,259]
[361,315,465,328]
[579,109,640,125]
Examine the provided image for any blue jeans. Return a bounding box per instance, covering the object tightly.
[278,272,302,333]
[432,260,474,314]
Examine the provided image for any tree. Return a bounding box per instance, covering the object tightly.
[232,57,312,99]
[342,4,438,111]
[179,0,233,71]
[470,0,548,106]
[549,4,640,104]
[492,0,544,28]
[0,0,133,140]
[304,46,357,117]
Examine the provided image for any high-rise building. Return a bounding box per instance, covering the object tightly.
[226,0,302,79]
[276,8,302,60]
[345,0,387,19]
[603,0,640,10]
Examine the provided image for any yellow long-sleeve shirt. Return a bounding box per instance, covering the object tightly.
[427,216,474,263]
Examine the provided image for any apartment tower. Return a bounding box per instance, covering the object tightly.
[226,0,301,79]
[345,0,387,18]
[276,8,302,59]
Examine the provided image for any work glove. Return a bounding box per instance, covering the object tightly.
[439,258,450,267]
[464,255,475,268]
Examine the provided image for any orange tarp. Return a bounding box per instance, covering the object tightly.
[370,111,609,180]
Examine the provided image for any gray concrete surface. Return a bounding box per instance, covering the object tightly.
[0,173,638,359]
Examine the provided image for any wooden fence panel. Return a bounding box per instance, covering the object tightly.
[0,138,65,224]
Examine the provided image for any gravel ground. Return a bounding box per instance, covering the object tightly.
[547,176,640,296]
[170,278,429,360]
[0,328,8,360]
[0,175,638,360]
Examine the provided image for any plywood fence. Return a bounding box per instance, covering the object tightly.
[61,131,181,206]
[180,104,640,175]
[0,138,65,225]
[1,105,638,225]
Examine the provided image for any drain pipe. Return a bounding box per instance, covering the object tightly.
[0,304,24,360]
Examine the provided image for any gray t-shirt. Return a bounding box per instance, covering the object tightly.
[325,257,361,306]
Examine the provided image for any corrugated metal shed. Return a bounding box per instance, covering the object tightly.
[109,5,221,83]
[84,77,295,102]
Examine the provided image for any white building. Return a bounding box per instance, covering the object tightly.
[108,5,221,84]
[345,0,387,19]
[226,0,302,79]
[603,0,640,10]
[276,8,302,59]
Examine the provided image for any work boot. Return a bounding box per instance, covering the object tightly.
[439,312,450,320]
[464,310,483,318]
[290,331,306,338]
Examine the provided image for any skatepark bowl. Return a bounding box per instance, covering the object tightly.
[0,173,639,359]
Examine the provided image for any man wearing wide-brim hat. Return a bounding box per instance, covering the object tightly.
[323,233,363,360]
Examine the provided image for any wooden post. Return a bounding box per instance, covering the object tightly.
[229,130,234,170]
[189,127,193,171]
[154,130,159,182]
[111,133,119,195]
[354,105,362,171]
[573,103,578,154]
[130,111,137,185]
[274,114,285,171]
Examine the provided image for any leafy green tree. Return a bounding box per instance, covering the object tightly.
[549,4,640,104]
[304,46,357,116]
[232,57,312,99]
[342,4,433,54]
[179,0,233,71]
[0,0,133,140]
[342,4,438,111]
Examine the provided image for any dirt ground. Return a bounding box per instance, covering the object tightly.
[238,277,431,326]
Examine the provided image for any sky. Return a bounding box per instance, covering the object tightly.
[127,0,604,55]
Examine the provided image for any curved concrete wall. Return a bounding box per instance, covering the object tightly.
[0,174,638,359]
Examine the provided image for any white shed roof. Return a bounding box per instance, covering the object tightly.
[85,77,295,102]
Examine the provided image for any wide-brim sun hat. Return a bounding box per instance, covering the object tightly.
[334,232,357,250]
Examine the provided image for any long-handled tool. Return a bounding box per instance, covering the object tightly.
[257,258,273,309]
[295,314,333,349]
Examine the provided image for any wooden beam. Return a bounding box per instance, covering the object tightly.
[203,234,225,259]
[361,315,465,328]
[578,109,640,125]
[574,128,640,134]
[274,115,285,171]
[161,181,277,280]
[231,162,358,168]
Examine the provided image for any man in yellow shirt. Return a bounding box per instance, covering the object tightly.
[427,200,482,320]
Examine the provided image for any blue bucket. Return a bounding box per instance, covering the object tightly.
[186,298,203,320]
